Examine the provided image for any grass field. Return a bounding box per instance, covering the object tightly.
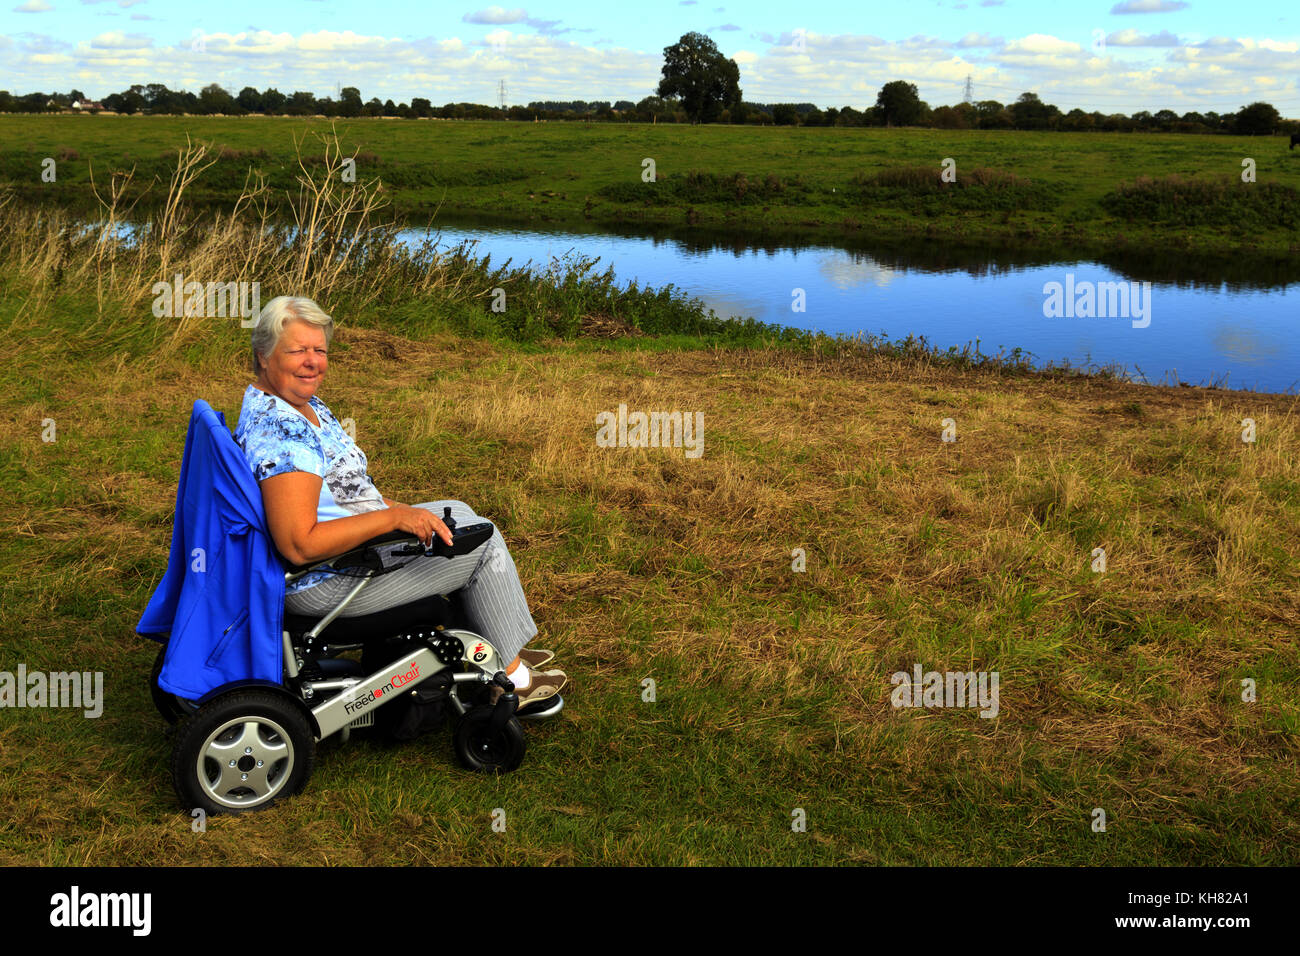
[4,115,1300,260]
[1,174,1298,864]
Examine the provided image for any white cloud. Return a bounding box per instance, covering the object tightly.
[1110,0,1189,12]
[462,7,527,25]
[1105,29,1180,48]
[0,24,1293,116]
[955,33,1002,49]
[14,0,54,11]
[88,31,153,50]
[1003,34,1083,56]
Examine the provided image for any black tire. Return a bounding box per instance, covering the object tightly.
[454,705,526,773]
[170,690,315,815]
[149,644,196,725]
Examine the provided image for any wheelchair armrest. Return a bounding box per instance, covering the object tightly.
[281,531,421,578]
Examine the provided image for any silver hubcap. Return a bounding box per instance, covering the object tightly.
[197,716,294,809]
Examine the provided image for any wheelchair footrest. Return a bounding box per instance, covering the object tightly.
[516,694,564,721]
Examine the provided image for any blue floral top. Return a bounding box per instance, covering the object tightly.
[233,385,387,592]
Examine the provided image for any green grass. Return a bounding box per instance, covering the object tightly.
[5,115,1300,261]
[1,267,1297,865]
[0,145,1296,866]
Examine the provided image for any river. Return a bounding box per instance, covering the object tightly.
[401,221,1298,395]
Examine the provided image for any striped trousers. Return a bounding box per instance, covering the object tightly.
[284,500,539,663]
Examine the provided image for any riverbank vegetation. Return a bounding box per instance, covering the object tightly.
[4,116,1300,261]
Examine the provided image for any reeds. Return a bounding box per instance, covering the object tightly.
[1101,174,1300,228]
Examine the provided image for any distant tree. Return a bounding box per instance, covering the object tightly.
[286,91,318,115]
[1011,92,1058,130]
[930,105,968,129]
[363,96,383,116]
[105,86,146,114]
[410,97,432,118]
[1152,109,1178,131]
[836,105,863,126]
[262,88,287,113]
[657,31,742,123]
[772,103,799,125]
[237,87,264,113]
[1061,108,1095,132]
[383,98,398,117]
[339,87,363,117]
[635,94,675,123]
[199,83,236,114]
[970,99,1003,129]
[19,91,50,112]
[1235,101,1280,135]
[69,88,86,104]
[875,81,923,126]
[144,84,189,114]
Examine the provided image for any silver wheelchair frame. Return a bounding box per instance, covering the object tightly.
[151,521,561,815]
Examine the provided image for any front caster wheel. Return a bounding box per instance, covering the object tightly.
[454,705,526,773]
[170,690,315,815]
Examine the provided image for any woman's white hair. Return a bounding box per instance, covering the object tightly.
[251,296,334,374]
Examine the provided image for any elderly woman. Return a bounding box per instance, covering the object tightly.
[233,296,565,709]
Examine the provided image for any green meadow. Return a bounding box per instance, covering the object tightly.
[4,115,1300,259]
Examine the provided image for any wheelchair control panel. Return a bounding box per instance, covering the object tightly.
[391,506,494,560]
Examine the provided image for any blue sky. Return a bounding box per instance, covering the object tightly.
[2,0,1297,114]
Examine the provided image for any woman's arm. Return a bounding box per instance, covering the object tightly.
[261,472,449,565]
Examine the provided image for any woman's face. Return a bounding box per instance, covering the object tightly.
[259,319,328,408]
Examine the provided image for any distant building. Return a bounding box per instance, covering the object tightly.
[72,100,105,112]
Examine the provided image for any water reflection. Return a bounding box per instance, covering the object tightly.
[400,221,1298,394]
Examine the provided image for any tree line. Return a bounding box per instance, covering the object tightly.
[6,82,1291,135]
[2,29,1292,136]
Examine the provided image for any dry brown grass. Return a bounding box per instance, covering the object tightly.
[2,307,1297,864]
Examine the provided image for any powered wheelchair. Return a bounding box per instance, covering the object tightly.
[145,404,561,816]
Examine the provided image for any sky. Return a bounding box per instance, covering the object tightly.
[1,0,1297,115]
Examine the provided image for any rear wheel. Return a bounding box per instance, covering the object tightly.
[171,690,315,815]
[149,644,197,725]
